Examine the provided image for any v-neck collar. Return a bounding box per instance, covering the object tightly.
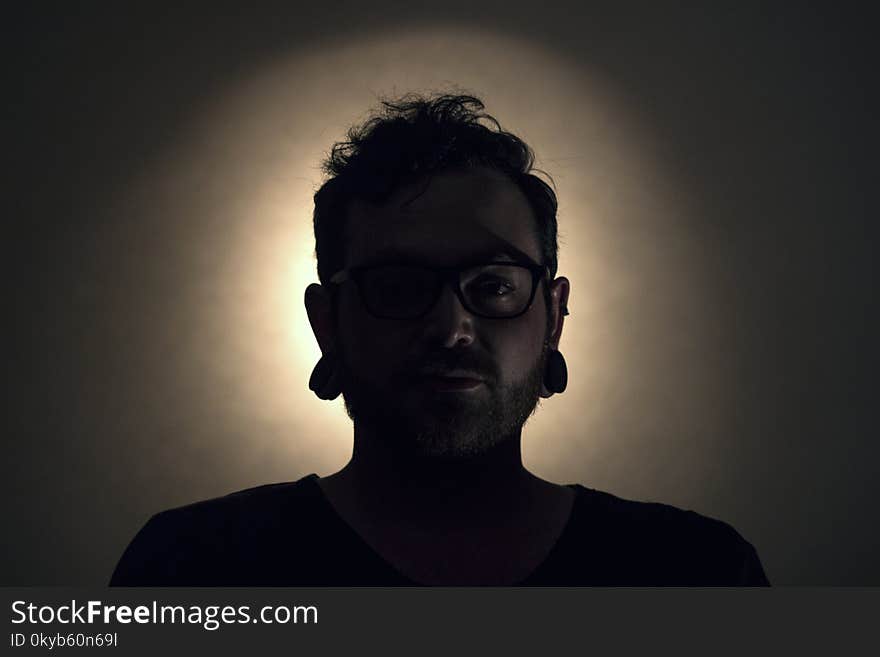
[303,473,586,586]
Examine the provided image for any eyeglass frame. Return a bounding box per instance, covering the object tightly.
[327,260,568,320]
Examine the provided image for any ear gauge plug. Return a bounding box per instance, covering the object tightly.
[540,350,568,398]
[309,353,342,400]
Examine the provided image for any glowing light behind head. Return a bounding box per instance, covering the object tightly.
[119,24,713,498]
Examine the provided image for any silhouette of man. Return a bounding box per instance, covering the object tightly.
[110,93,770,586]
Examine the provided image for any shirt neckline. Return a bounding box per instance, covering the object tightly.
[303,473,586,586]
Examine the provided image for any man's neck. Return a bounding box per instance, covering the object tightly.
[318,422,561,533]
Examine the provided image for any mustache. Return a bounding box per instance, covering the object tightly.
[399,351,497,382]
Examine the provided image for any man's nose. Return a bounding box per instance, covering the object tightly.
[423,281,475,348]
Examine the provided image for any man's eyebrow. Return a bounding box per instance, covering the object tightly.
[362,246,537,266]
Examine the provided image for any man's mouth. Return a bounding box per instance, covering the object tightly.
[418,373,486,392]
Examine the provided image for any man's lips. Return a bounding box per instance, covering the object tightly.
[417,373,486,391]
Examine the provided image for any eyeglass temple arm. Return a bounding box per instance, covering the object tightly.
[329,268,569,313]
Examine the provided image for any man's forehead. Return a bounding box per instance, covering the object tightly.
[343,168,541,267]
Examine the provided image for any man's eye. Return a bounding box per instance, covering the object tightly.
[476,279,515,296]
[377,278,426,296]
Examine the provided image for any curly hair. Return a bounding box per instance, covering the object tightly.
[312,93,559,293]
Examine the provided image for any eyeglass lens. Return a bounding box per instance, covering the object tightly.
[359,264,534,319]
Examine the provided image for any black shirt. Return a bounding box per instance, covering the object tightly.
[110,474,770,586]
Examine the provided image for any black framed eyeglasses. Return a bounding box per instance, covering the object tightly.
[329,261,551,320]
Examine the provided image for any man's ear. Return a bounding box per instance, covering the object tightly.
[304,283,336,355]
[547,276,570,350]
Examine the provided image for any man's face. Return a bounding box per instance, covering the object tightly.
[333,167,553,460]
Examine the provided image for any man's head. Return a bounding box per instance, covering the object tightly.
[305,93,569,460]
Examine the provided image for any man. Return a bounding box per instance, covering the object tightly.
[110,93,770,586]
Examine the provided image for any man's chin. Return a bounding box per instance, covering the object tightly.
[343,399,494,455]
[351,401,487,436]
[341,374,541,457]
[406,419,508,460]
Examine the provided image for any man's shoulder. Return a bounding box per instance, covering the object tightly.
[574,485,741,537]
[152,474,322,529]
[109,474,326,586]
[562,485,769,585]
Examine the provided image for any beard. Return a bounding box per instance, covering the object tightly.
[338,344,548,460]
